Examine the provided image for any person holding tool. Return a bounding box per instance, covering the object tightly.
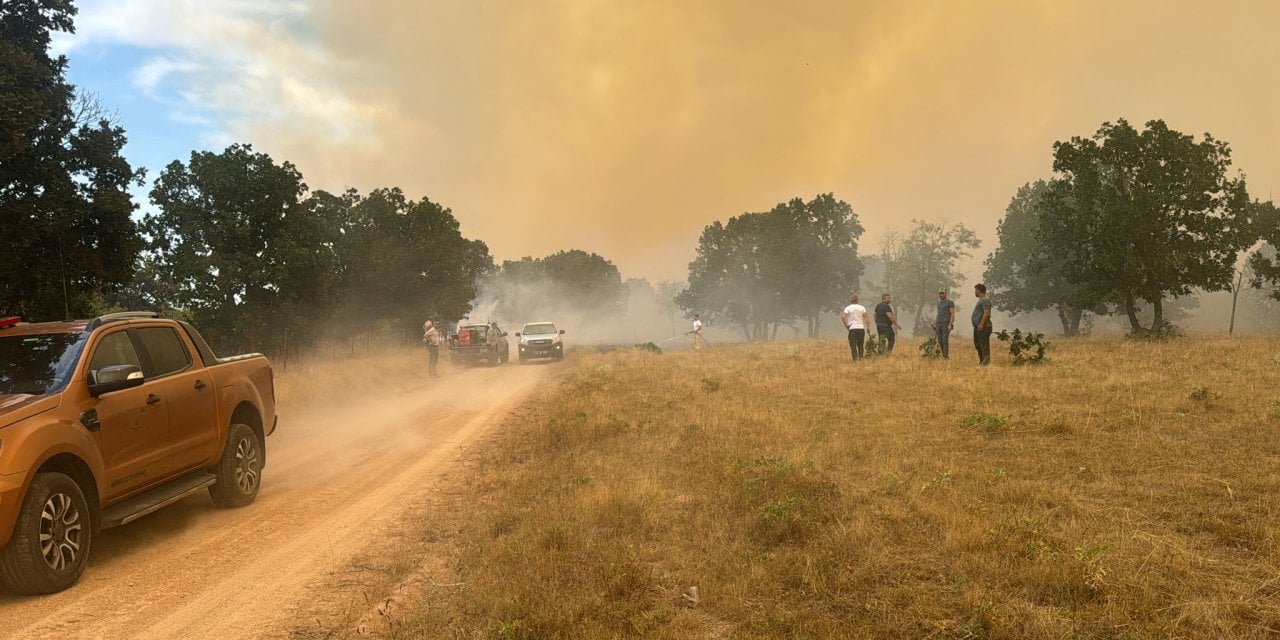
[873,293,902,353]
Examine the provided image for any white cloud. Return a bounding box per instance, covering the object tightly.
[54,0,380,150]
[132,56,196,95]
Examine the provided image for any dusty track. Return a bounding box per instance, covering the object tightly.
[0,363,547,639]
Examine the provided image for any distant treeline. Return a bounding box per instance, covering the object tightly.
[4,2,1280,353]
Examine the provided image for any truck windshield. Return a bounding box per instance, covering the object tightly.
[523,323,557,335]
[0,333,87,396]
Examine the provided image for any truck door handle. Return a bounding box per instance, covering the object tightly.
[146,394,162,406]
[194,380,207,390]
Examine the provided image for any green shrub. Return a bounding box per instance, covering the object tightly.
[919,337,943,359]
[995,328,1050,365]
[634,342,663,354]
[865,333,890,357]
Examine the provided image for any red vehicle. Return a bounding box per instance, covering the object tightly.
[448,323,510,366]
[0,312,277,594]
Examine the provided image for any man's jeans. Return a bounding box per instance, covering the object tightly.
[427,344,440,376]
[935,323,950,359]
[847,328,865,361]
[974,326,993,365]
[876,323,895,352]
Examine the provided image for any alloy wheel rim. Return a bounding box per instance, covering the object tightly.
[234,435,261,495]
[38,492,83,572]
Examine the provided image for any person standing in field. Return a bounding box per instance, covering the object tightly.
[874,293,901,353]
[841,294,872,361]
[935,288,956,359]
[422,319,441,377]
[972,283,994,366]
[691,314,704,350]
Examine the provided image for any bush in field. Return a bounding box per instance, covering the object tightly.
[864,333,890,357]
[1126,320,1184,341]
[996,328,1050,365]
[919,337,943,359]
[634,342,663,354]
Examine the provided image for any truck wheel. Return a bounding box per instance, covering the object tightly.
[209,424,262,508]
[0,472,92,595]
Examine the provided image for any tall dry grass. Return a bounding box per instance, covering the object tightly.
[382,335,1280,639]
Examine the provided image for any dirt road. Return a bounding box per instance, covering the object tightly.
[0,363,546,640]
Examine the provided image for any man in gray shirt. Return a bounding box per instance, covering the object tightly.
[935,288,955,359]
[972,283,993,365]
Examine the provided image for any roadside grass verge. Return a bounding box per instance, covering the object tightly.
[383,336,1280,638]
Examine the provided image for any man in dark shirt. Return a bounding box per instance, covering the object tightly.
[873,293,901,353]
[972,283,994,365]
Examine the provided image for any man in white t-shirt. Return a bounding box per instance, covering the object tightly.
[691,314,704,350]
[840,294,872,361]
[422,319,441,377]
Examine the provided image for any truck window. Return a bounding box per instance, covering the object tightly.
[87,331,143,383]
[0,332,87,395]
[135,327,192,377]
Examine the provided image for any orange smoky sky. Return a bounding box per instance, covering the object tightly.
[246,0,1280,280]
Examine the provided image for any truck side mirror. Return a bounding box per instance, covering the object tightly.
[514,332,521,337]
[89,364,145,397]
[559,329,566,335]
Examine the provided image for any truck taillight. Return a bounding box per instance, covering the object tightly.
[0,316,20,330]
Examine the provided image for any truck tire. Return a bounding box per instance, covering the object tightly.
[209,423,263,508]
[0,472,92,595]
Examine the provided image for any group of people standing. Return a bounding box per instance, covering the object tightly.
[841,284,994,365]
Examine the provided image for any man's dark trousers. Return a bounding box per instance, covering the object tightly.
[876,323,895,352]
[973,326,992,365]
[935,323,950,358]
[848,328,866,361]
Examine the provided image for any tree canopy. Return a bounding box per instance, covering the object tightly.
[1038,119,1252,333]
[679,194,863,340]
[1248,200,1280,301]
[984,181,1092,335]
[0,0,144,320]
[880,220,980,334]
[333,187,493,335]
[478,249,625,325]
[145,145,335,353]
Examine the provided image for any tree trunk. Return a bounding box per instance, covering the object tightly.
[1229,270,1243,336]
[1056,306,1083,337]
[1123,293,1143,332]
[1153,297,1164,328]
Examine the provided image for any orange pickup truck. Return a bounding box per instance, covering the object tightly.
[0,312,277,594]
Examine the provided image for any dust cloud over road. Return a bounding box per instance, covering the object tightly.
[0,362,547,640]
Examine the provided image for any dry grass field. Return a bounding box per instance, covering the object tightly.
[374,335,1280,639]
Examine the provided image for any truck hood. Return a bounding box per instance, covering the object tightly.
[0,394,62,429]
[520,333,561,342]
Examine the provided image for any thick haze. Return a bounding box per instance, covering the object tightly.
[68,1,1280,280]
